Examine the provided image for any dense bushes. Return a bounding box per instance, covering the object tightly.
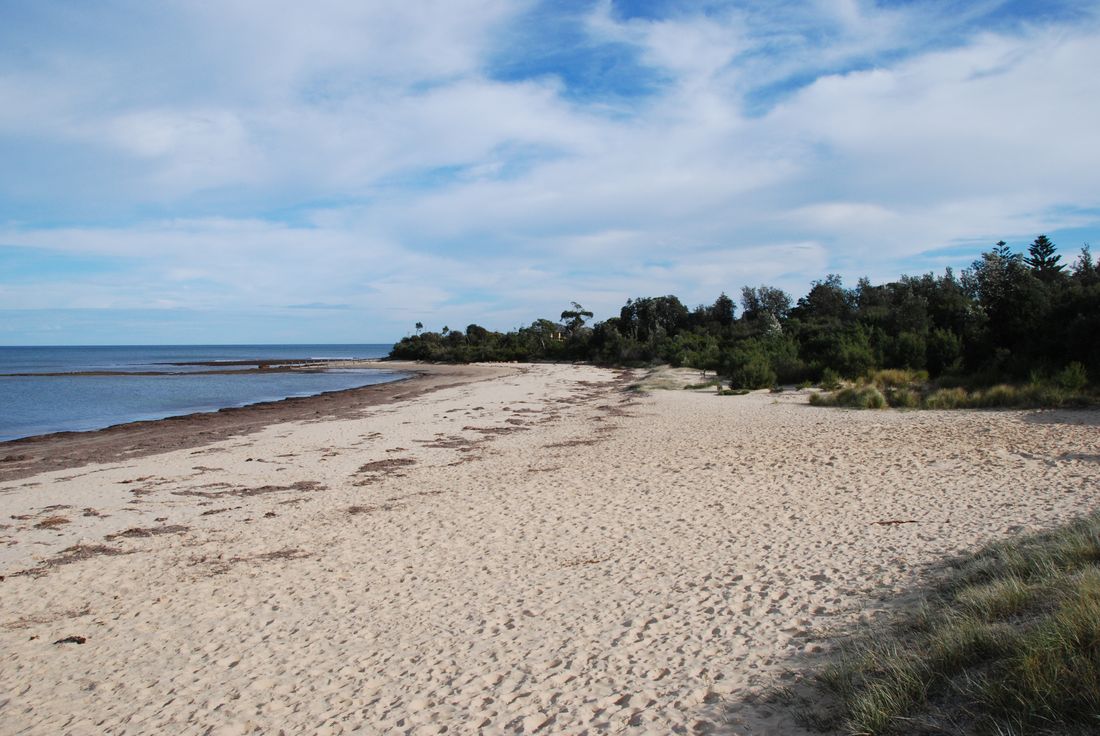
[390,237,1099,396]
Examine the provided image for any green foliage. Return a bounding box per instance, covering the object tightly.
[709,292,735,326]
[870,368,928,388]
[389,237,1098,398]
[796,273,852,322]
[721,339,777,389]
[811,371,1094,411]
[809,385,886,409]
[800,513,1100,735]
[890,331,927,370]
[729,356,776,390]
[833,329,876,378]
[559,302,593,334]
[1058,362,1089,393]
[818,368,841,390]
[741,285,792,322]
[925,327,961,377]
[669,331,721,374]
[922,386,968,409]
[884,386,921,408]
[1026,234,1065,279]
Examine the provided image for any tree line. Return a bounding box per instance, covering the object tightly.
[389,237,1099,389]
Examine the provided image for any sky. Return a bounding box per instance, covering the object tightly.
[1,0,1099,344]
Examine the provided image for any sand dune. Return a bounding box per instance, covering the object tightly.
[2,363,1098,734]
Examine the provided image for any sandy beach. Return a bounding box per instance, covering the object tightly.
[1,362,1098,735]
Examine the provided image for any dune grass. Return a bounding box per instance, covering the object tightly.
[799,512,1100,735]
[810,367,1095,410]
[809,385,887,409]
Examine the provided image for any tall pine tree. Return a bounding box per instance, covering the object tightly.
[1025,235,1064,280]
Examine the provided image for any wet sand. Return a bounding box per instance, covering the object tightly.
[0,362,512,483]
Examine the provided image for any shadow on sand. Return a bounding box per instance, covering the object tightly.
[1018,407,1100,427]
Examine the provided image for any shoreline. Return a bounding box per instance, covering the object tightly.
[0,361,517,483]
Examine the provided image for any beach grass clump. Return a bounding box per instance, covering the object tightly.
[809,385,887,409]
[883,386,921,408]
[955,383,1085,409]
[800,512,1100,735]
[922,386,968,409]
[684,380,721,390]
[973,383,1024,407]
[717,388,751,396]
[871,368,929,389]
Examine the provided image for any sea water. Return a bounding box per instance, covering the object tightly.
[0,344,401,441]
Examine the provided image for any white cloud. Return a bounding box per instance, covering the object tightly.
[1,1,1099,341]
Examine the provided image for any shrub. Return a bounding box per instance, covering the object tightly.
[819,368,841,390]
[730,357,777,390]
[834,330,876,377]
[1058,362,1089,393]
[926,328,962,377]
[891,331,927,370]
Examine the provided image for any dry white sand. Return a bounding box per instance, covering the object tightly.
[1,363,1098,735]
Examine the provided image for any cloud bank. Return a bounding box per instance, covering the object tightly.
[1,0,1098,342]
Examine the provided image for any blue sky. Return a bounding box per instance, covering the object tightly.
[1,0,1098,344]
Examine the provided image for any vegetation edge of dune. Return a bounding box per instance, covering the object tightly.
[808,367,1096,410]
[791,512,1100,735]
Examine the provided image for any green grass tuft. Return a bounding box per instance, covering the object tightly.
[922,386,968,409]
[799,512,1100,735]
[870,368,929,388]
[819,368,842,391]
[809,385,887,409]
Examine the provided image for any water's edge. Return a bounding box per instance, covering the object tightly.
[0,345,396,441]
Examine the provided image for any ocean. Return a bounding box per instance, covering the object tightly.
[0,344,401,442]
